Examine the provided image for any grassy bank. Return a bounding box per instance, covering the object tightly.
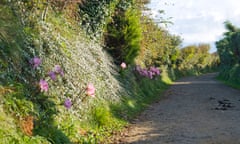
[217,77,240,90]
[0,67,172,143]
[0,1,219,143]
[0,2,172,143]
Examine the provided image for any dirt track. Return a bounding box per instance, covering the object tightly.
[119,73,240,144]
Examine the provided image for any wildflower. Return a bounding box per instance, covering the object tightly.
[142,69,148,77]
[155,68,161,75]
[30,57,41,68]
[39,79,48,92]
[48,71,57,81]
[86,83,95,97]
[120,62,127,69]
[64,98,72,109]
[150,66,161,75]
[135,65,161,79]
[149,66,156,73]
[54,65,64,76]
[148,71,154,79]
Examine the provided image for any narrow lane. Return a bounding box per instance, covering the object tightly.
[121,73,240,144]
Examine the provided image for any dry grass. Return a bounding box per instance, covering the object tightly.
[20,116,34,136]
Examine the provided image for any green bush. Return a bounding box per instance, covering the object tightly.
[104,3,141,64]
[78,0,121,38]
[216,22,240,85]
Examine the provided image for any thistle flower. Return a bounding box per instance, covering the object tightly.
[30,57,41,68]
[39,79,48,92]
[48,71,57,81]
[54,65,64,76]
[86,83,95,97]
[64,98,72,109]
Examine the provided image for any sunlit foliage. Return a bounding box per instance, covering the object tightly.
[104,0,142,64]
[177,44,219,76]
[216,21,240,83]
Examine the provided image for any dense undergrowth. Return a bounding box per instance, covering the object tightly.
[216,21,240,87]
[0,1,170,143]
[0,0,219,143]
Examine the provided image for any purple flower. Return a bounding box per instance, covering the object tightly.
[155,68,161,75]
[142,69,148,77]
[149,66,161,76]
[30,57,41,68]
[39,79,48,92]
[148,71,153,79]
[135,65,161,79]
[64,98,72,109]
[54,65,64,76]
[149,66,156,72]
[48,71,57,81]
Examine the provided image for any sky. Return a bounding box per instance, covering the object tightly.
[147,0,240,52]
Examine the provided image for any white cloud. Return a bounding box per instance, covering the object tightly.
[148,0,240,52]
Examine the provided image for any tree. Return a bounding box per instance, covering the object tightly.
[134,14,181,67]
[104,0,142,64]
[216,21,240,66]
[216,21,240,83]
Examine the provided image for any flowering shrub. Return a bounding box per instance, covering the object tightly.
[135,65,161,79]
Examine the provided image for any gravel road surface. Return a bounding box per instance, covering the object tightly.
[119,73,240,144]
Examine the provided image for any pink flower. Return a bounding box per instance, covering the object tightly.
[148,71,153,79]
[142,69,148,77]
[155,68,161,75]
[120,62,127,69]
[30,57,41,68]
[86,83,95,97]
[149,66,161,76]
[48,71,57,81]
[39,79,48,92]
[64,98,72,109]
[54,65,64,76]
